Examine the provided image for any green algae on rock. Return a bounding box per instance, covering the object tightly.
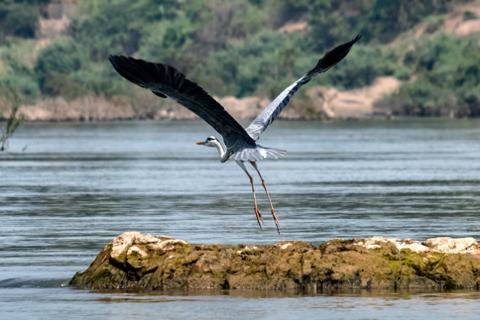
[70,232,480,292]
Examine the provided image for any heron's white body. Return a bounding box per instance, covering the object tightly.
[201,136,286,163]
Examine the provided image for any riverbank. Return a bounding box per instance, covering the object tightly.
[1,76,401,122]
[70,232,480,292]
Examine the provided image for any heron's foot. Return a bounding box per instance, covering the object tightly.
[254,207,263,229]
[270,208,281,234]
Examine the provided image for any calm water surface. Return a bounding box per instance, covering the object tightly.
[1,119,479,319]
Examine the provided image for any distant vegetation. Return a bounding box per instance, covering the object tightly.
[377,35,480,117]
[0,0,479,117]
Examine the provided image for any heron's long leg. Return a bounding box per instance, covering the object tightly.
[236,161,263,228]
[250,161,280,234]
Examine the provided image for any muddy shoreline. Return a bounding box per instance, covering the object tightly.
[1,77,401,122]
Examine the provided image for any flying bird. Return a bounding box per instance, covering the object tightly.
[109,35,360,233]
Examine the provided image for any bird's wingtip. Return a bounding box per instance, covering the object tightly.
[108,54,130,65]
[307,34,361,76]
[347,34,361,46]
[108,54,120,65]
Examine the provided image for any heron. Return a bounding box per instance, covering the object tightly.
[109,35,359,233]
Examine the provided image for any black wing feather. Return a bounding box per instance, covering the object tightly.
[109,55,255,149]
[308,34,361,76]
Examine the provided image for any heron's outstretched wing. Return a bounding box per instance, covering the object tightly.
[109,55,256,149]
[246,35,360,141]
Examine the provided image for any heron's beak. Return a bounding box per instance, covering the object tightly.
[196,141,205,145]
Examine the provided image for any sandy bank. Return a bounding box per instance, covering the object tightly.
[1,76,400,122]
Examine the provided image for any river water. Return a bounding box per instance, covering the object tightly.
[0,119,479,319]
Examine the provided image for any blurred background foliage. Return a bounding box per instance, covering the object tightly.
[0,0,479,117]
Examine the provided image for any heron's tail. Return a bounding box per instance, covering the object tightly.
[233,146,287,162]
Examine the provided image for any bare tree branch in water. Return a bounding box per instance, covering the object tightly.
[1,93,24,152]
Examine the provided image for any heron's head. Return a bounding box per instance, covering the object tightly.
[195,136,219,148]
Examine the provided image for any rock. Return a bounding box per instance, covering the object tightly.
[110,231,138,263]
[425,237,478,254]
[354,236,396,249]
[396,241,429,253]
[70,232,480,292]
[354,236,478,254]
[110,231,182,265]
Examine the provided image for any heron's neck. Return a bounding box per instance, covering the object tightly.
[212,140,228,161]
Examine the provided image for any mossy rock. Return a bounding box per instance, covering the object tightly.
[70,232,480,292]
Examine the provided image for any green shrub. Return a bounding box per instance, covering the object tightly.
[0,51,39,103]
[71,63,130,97]
[0,73,40,103]
[72,0,180,61]
[0,1,44,39]
[380,80,460,117]
[307,0,464,51]
[318,45,404,89]
[378,36,480,117]
[34,39,86,96]
[193,31,307,97]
